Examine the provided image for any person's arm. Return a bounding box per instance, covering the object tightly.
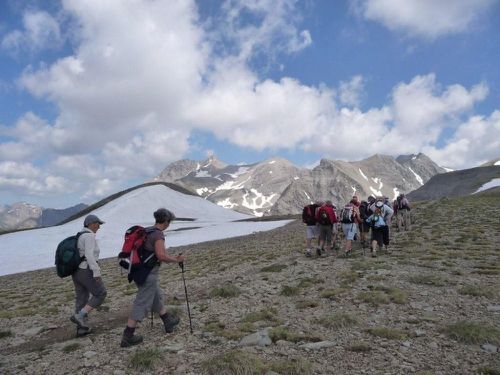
[154,239,184,263]
[82,234,101,278]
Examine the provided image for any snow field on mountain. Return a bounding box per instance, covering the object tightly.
[0,185,291,276]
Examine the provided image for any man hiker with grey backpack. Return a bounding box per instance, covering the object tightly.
[120,208,185,347]
[69,214,108,337]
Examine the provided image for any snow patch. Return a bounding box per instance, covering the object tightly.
[495,160,500,166]
[473,178,500,194]
[351,186,357,194]
[304,191,311,200]
[268,160,276,164]
[371,177,383,190]
[359,168,368,181]
[442,166,454,172]
[412,156,417,160]
[294,176,300,180]
[0,185,291,276]
[215,176,251,191]
[369,186,382,197]
[217,198,238,209]
[241,189,277,216]
[223,167,249,179]
[408,167,424,185]
[196,187,212,195]
[269,171,273,174]
[195,170,211,178]
[393,187,400,201]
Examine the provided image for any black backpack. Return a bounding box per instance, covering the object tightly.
[55,232,85,278]
[302,204,317,224]
[340,204,355,224]
[359,201,369,220]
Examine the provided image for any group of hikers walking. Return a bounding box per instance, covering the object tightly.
[302,193,411,258]
[61,208,185,346]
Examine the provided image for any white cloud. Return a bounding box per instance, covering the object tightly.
[0,161,69,196]
[352,0,495,39]
[339,75,364,107]
[1,0,498,205]
[424,111,500,168]
[214,0,312,63]
[1,10,63,54]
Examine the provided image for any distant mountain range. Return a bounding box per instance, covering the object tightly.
[153,153,446,216]
[0,203,87,232]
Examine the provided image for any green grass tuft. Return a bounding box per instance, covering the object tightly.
[201,350,265,375]
[210,284,241,298]
[280,285,301,296]
[367,327,408,340]
[260,264,287,273]
[443,321,500,345]
[129,348,163,370]
[62,343,81,353]
[0,330,13,339]
[315,313,359,329]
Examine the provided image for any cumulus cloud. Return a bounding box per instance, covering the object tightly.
[1,10,63,54]
[352,0,496,39]
[0,161,68,196]
[213,0,312,63]
[424,111,500,168]
[339,75,365,107]
[1,0,498,203]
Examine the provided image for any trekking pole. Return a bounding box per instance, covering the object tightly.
[179,260,193,334]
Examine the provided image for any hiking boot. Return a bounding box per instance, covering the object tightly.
[120,333,143,348]
[305,249,312,257]
[316,247,322,257]
[76,326,92,337]
[372,251,377,258]
[161,313,180,333]
[70,313,89,329]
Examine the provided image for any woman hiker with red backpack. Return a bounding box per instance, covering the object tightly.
[120,208,185,347]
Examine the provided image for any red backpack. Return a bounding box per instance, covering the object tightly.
[118,226,148,272]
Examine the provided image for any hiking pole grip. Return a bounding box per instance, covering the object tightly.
[178,253,184,271]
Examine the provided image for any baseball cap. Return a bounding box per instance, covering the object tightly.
[84,214,105,226]
[375,201,384,208]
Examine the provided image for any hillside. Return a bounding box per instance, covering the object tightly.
[0,192,499,374]
[408,165,500,201]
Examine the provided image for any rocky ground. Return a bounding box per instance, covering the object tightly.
[0,192,499,374]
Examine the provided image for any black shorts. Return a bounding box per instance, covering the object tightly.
[371,226,389,247]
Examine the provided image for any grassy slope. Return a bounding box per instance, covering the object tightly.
[0,192,499,374]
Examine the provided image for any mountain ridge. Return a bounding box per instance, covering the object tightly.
[154,153,446,216]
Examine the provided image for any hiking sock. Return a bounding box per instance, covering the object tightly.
[123,326,135,338]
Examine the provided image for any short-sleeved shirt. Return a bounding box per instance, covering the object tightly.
[143,227,165,253]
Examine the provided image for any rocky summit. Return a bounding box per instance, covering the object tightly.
[154,153,445,216]
[0,190,499,374]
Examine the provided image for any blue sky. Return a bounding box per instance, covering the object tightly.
[0,0,499,207]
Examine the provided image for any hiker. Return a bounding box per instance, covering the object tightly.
[367,195,376,213]
[70,214,107,337]
[365,200,394,257]
[358,200,371,247]
[315,200,338,256]
[340,198,362,256]
[396,193,412,231]
[302,201,321,257]
[121,208,185,347]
